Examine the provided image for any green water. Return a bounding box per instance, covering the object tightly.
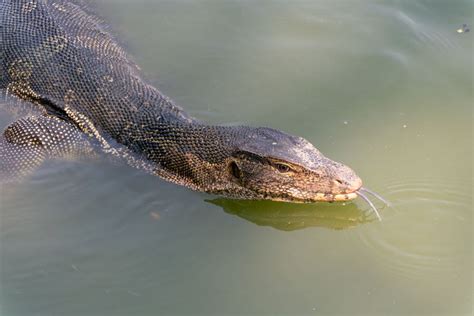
[1,0,472,315]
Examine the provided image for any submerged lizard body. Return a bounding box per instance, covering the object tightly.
[0,0,385,216]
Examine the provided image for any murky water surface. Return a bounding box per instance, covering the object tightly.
[1,1,472,315]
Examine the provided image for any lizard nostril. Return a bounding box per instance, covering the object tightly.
[335,179,344,185]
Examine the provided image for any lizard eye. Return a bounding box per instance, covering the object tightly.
[275,163,291,173]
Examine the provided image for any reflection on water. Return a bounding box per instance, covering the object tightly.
[1,0,472,315]
[210,199,374,231]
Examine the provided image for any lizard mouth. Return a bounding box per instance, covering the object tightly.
[307,187,389,221]
[259,185,389,222]
[312,192,358,202]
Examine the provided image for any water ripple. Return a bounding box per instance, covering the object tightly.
[356,176,471,280]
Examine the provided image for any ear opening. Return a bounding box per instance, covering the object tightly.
[229,161,241,180]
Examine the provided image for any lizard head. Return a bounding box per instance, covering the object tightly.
[143,124,384,219]
[222,127,363,203]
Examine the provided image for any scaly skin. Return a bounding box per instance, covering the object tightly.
[0,0,364,204]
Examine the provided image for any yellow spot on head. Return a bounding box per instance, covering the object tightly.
[52,3,68,12]
[22,1,37,13]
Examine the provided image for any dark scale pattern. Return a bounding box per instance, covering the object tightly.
[1,0,191,179]
[0,0,365,203]
[0,115,94,181]
[1,0,192,133]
